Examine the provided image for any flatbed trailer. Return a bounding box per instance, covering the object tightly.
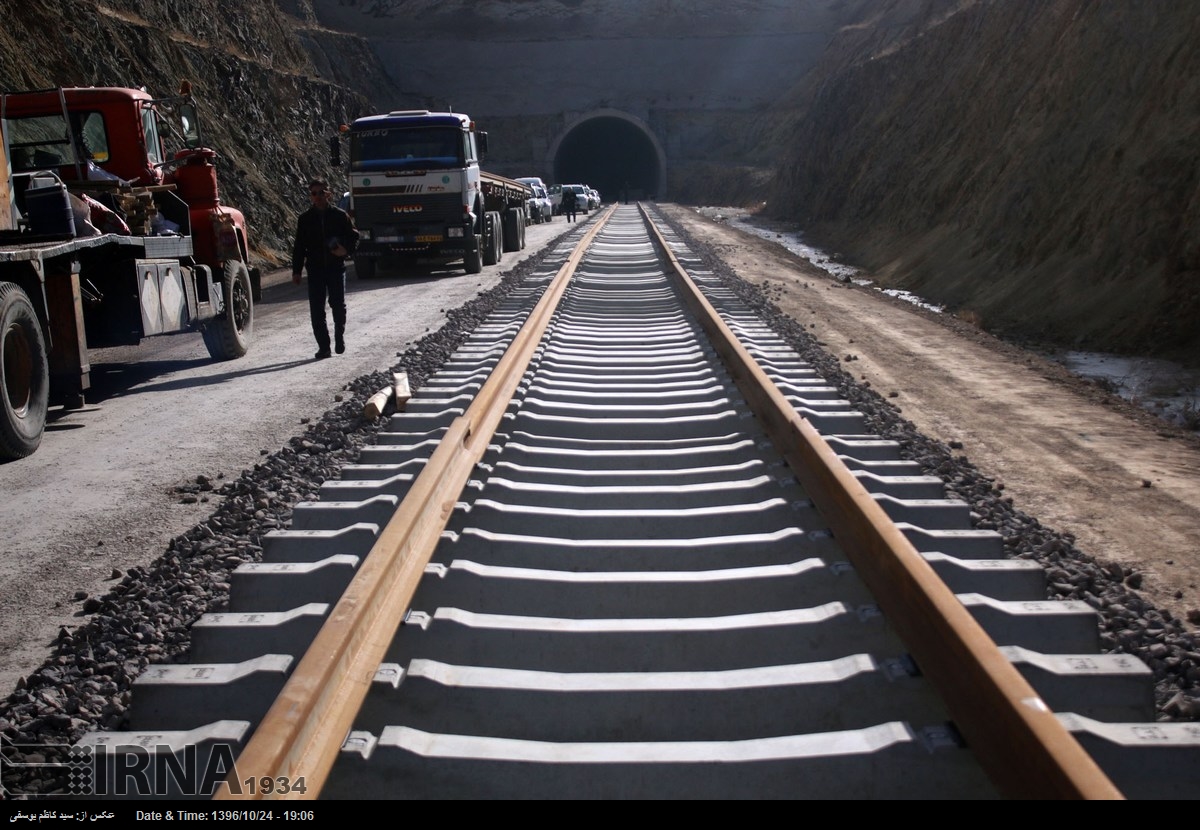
[0,208,224,411]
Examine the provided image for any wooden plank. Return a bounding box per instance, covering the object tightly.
[362,387,392,420]
[392,372,411,409]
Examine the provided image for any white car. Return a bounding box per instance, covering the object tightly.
[530,184,552,223]
[516,177,552,223]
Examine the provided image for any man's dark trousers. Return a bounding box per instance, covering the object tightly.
[307,263,346,353]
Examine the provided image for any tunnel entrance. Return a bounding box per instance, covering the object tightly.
[550,110,665,202]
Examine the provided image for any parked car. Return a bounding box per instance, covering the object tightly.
[520,187,540,223]
[537,184,554,221]
[586,187,601,210]
[548,184,563,215]
[516,177,552,223]
[531,184,552,223]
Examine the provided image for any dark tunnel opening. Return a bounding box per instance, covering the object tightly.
[552,116,662,202]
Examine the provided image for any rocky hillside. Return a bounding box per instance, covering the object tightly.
[765,0,1200,362]
[0,0,401,264]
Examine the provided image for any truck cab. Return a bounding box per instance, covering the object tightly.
[0,85,256,460]
[6,87,170,187]
[3,87,254,277]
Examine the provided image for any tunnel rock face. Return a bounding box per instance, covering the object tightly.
[549,112,664,203]
[0,0,834,244]
[303,0,853,201]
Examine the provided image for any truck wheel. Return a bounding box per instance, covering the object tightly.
[0,281,49,460]
[354,255,376,280]
[482,211,501,266]
[502,209,522,253]
[512,208,526,249]
[463,233,484,274]
[202,260,254,361]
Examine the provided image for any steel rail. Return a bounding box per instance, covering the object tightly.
[639,204,1123,799]
[215,203,1124,799]
[215,206,619,800]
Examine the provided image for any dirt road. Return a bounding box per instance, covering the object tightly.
[660,203,1200,633]
[0,219,566,695]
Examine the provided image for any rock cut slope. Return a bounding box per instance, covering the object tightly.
[766,0,1200,362]
[0,0,401,260]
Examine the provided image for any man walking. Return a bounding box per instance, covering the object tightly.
[561,185,578,223]
[292,180,359,359]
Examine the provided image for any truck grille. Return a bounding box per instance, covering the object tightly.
[355,191,462,228]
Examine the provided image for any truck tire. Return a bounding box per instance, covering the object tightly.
[354,255,376,280]
[463,232,484,274]
[482,211,502,266]
[502,209,523,253]
[0,281,49,460]
[202,260,254,361]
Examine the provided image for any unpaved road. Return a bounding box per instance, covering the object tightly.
[2,204,1198,699]
[660,203,1200,636]
[0,217,569,695]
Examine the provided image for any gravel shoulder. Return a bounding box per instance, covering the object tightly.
[660,203,1200,632]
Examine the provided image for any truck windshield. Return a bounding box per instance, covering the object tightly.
[5,111,111,171]
[350,126,464,172]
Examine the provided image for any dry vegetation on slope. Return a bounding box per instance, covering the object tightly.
[767,0,1200,363]
[0,0,398,260]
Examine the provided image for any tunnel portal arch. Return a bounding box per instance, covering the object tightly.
[548,110,666,202]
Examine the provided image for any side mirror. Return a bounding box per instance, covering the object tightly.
[477,130,488,160]
[329,135,341,168]
[179,102,202,149]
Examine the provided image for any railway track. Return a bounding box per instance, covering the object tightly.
[77,204,1198,800]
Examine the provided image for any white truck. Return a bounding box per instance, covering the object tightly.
[333,110,530,277]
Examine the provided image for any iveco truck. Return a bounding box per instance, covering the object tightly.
[334,110,530,278]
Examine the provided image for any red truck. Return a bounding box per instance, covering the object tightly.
[0,84,258,460]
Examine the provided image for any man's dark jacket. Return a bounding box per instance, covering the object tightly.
[291,205,359,273]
